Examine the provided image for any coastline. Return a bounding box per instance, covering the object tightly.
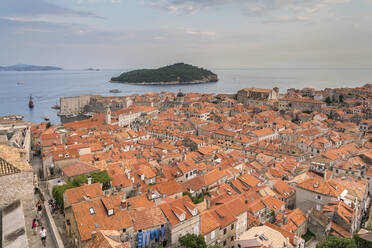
[110,75,219,85]
[109,80,218,85]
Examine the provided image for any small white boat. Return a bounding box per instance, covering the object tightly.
[43,116,50,121]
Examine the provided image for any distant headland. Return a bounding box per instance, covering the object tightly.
[0,64,63,71]
[110,63,218,85]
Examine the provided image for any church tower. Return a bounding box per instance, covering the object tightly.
[105,105,111,125]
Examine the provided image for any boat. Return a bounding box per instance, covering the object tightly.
[51,103,60,110]
[28,95,34,108]
[109,89,122,93]
[43,116,50,121]
[17,82,24,85]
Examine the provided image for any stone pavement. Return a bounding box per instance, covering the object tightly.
[27,156,57,248]
[25,195,57,248]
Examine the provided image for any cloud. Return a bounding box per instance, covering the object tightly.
[147,0,351,19]
[0,0,102,19]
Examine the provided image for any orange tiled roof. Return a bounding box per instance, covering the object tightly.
[61,162,100,178]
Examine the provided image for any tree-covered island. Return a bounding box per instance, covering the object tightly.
[110,63,218,85]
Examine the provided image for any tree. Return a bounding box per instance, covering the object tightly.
[183,192,204,204]
[179,234,207,248]
[325,96,332,105]
[46,122,51,128]
[353,233,372,248]
[316,236,357,248]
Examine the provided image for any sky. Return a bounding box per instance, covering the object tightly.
[0,0,372,69]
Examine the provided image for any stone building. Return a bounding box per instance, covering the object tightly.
[59,95,92,116]
[279,98,326,112]
[0,145,34,247]
[295,178,347,213]
[159,196,201,246]
[237,87,279,106]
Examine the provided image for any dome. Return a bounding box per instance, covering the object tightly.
[177,90,184,97]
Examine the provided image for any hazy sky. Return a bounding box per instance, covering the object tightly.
[1,0,372,69]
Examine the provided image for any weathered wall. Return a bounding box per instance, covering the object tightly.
[0,172,34,248]
[170,215,200,245]
[0,172,34,210]
[295,187,336,213]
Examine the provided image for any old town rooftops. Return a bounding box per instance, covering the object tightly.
[296,178,345,198]
[159,196,198,226]
[71,195,133,241]
[61,162,100,178]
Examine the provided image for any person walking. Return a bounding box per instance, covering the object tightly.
[40,226,47,247]
[31,219,38,235]
[36,200,43,214]
[35,211,42,226]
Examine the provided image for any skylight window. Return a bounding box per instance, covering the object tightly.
[89,207,95,215]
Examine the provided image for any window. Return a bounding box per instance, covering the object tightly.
[89,207,95,215]
[316,204,321,210]
[317,195,322,200]
[223,241,226,246]
[224,228,227,235]
[211,230,215,239]
[231,224,234,230]
[123,229,126,232]
[231,236,234,241]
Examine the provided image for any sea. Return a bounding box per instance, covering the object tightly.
[0,68,371,124]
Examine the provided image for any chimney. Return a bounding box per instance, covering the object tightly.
[206,198,211,209]
[127,202,131,211]
[131,177,135,183]
[283,215,288,225]
[121,199,127,209]
[87,176,92,185]
[91,231,97,239]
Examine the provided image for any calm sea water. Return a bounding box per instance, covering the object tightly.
[0,68,371,124]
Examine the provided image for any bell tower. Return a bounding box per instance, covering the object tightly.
[105,105,111,124]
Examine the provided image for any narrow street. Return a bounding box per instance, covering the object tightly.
[28,155,57,248]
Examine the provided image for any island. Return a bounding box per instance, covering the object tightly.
[110,63,218,85]
[0,64,63,71]
[85,68,100,71]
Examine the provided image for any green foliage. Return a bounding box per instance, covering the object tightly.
[183,192,204,204]
[302,110,313,114]
[46,122,51,128]
[317,236,357,248]
[179,234,207,248]
[302,229,315,242]
[325,96,332,104]
[52,171,111,211]
[353,234,372,248]
[111,63,217,83]
[52,183,75,209]
[72,171,111,189]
